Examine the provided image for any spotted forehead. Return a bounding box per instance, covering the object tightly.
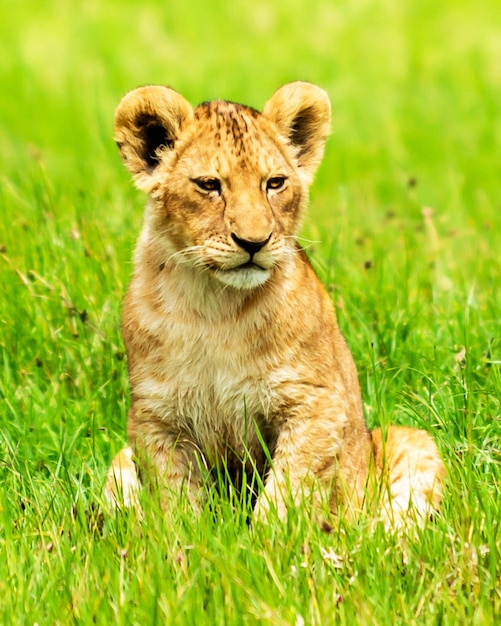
[191,100,284,163]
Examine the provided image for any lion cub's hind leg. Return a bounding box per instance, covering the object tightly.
[105,446,141,510]
[371,426,445,529]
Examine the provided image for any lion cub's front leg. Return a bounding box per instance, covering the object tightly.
[106,405,205,511]
[254,392,370,523]
[105,442,203,511]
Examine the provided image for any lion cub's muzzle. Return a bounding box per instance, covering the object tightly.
[209,231,282,290]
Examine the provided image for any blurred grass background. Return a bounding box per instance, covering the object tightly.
[0,0,500,623]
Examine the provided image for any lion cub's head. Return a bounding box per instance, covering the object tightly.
[115,82,330,290]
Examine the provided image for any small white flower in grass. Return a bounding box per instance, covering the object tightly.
[290,561,308,577]
[320,547,344,568]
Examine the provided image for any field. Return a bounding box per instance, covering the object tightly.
[0,0,500,623]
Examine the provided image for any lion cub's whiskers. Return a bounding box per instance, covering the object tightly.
[166,245,208,268]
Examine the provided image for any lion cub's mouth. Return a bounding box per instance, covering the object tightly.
[213,260,271,290]
[237,260,267,271]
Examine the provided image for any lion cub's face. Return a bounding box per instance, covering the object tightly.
[114,83,331,290]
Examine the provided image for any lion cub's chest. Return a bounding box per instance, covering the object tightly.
[136,304,285,463]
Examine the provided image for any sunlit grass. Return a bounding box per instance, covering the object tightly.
[0,0,500,623]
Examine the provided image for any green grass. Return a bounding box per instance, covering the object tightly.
[1,0,500,623]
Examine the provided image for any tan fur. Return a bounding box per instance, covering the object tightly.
[105,82,444,527]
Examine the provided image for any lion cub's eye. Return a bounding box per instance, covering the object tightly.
[192,178,221,194]
[266,176,287,191]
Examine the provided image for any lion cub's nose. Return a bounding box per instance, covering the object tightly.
[231,233,271,256]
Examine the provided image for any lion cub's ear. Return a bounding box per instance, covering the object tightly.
[114,85,194,192]
[263,82,331,184]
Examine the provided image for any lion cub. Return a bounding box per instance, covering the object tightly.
[106,82,444,527]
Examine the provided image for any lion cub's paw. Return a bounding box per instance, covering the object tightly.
[104,446,141,510]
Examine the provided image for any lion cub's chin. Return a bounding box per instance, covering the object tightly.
[213,265,271,290]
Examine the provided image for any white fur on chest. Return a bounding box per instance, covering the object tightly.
[136,333,278,460]
[131,270,294,458]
